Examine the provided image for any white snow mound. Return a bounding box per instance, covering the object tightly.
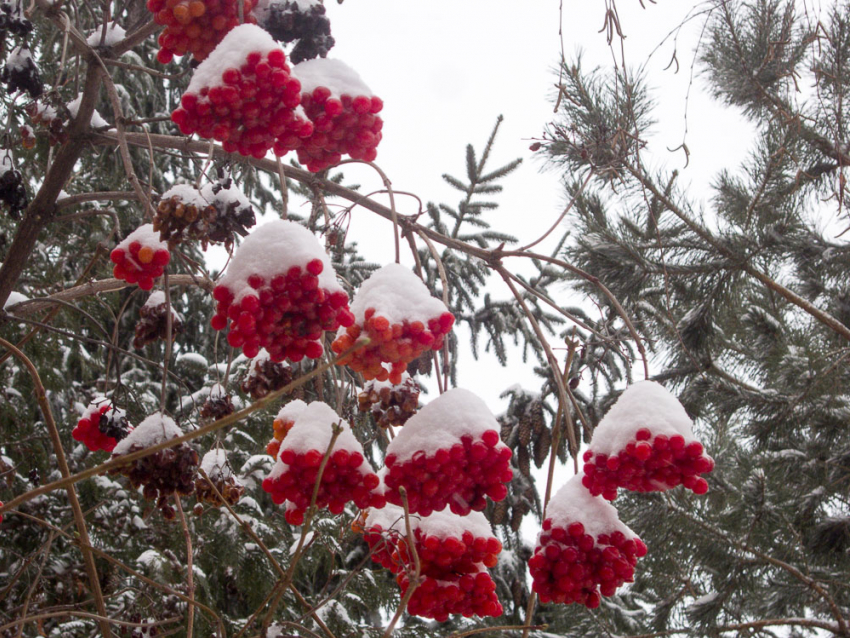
[546,474,637,538]
[201,448,235,480]
[293,57,373,98]
[275,399,308,423]
[349,263,447,324]
[113,412,182,454]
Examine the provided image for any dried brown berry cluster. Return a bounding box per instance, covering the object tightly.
[357,374,419,429]
[153,179,255,250]
[26,102,67,145]
[0,152,27,220]
[0,1,32,36]
[2,43,42,98]
[133,291,184,349]
[195,449,244,508]
[199,384,234,421]
[261,0,335,65]
[240,350,294,399]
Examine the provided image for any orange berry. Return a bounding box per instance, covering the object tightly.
[137,246,154,264]
[188,0,205,15]
[173,3,191,23]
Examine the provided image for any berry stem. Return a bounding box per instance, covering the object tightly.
[382,487,421,638]
[173,495,195,638]
[161,269,173,413]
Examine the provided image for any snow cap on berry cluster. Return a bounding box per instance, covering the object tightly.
[589,381,697,456]
[546,473,637,539]
[267,401,373,477]
[160,184,208,208]
[293,58,373,98]
[385,388,504,462]
[199,180,251,211]
[201,448,235,480]
[275,398,308,423]
[113,412,182,455]
[364,504,493,540]
[81,396,125,423]
[252,0,320,25]
[187,24,284,94]
[143,290,183,317]
[218,219,342,303]
[349,263,447,325]
[116,224,168,255]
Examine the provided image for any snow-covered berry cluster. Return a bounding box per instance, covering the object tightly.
[332,264,453,385]
[110,224,171,291]
[72,398,133,453]
[134,291,184,349]
[195,448,244,507]
[148,0,257,64]
[357,373,419,429]
[580,381,714,500]
[171,25,311,160]
[0,151,27,220]
[262,401,385,525]
[199,384,235,421]
[258,0,334,64]
[264,399,306,460]
[529,475,647,607]
[292,59,383,171]
[241,349,294,399]
[0,1,32,36]
[26,102,67,146]
[383,389,512,516]
[2,43,41,98]
[211,220,354,362]
[110,414,198,520]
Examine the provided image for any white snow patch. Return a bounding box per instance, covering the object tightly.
[546,473,637,538]
[293,57,373,98]
[67,95,109,128]
[86,22,126,46]
[161,184,208,208]
[113,412,182,454]
[348,263,447,324]
[275,398,308,423]
[4,291,29,309]
[200,448,234,480]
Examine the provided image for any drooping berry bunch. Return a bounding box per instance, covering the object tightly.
[171,24,312,160]
[261,401,385,525]
[258,0,335,64]
[72,398,133,453]
[399,566,503,622]
[1,43,42,98]
[147,0,257,64]
[357,373,419,429]
[134,291,184,349]
[110,413,199,520]
[199,383,235,421]
[383,389,512,516]
[265,399,306,459]
[211,219,354,361]
[0,151,27,220]
[26,102,67,146]
[332,264,453,384]
[292,58,383,171]
[242,348,295,399]
[529,474,647,607]
[0,1,32,36]
[580,381,714,500]
[110,224,171,291]
[195,448,245,507]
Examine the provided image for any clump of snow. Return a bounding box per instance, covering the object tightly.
[349,263,447,324]
[161,184,208,208]
[546,474,637,538]
[365,505,494,540]
[176,352,209,369]
[200,448,233,480]
[200,180,251,211]
[115,224,168,257]
[31,102,57,121]
[5,44,32,71]
[81,396,126,423]
[209,383,227,399]
[219,220,342,304]
[4,291,29,310]
[275,398,308,423]
[86,22,126,46]
[143,291,183,319]
[293,58,373,98]
[385,388,505,462]
[66,96,109,128]
[589,381,697,456]
[187,24,283,94]
[113,413,182,455]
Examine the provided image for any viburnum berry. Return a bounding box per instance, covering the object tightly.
[581,381,714,500]
[148,0,257,63]
[210,219,354,362]
[242,348,295,400]
[291,58,383,171]
[529,474,647,607]
[398,567,503,621]
[110,224,170,291]
[357,373,419,428]
[383,388,512,516]
[134,291,184,349]
[0,150,28,220]
[195,448,245,507]
[261,401,385,524]
[332,264,453,385]
[256,0,335,64]
[72,398,133,453]
[110,413,199,520]
[265,399,307,459]
[171,24,311,160]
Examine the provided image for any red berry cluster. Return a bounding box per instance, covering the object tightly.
[72,401,131,453]
[582,428,714,501]
[333,310,454,385]
[295,87,383,172]
[384,430,512,516]
[262,447,385,525]
[110,225,170,291]
[529,519,647,607]
[398,568,503,622]
[171,27,312,160]
[211,259,354,361]
[147,0,257,64]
